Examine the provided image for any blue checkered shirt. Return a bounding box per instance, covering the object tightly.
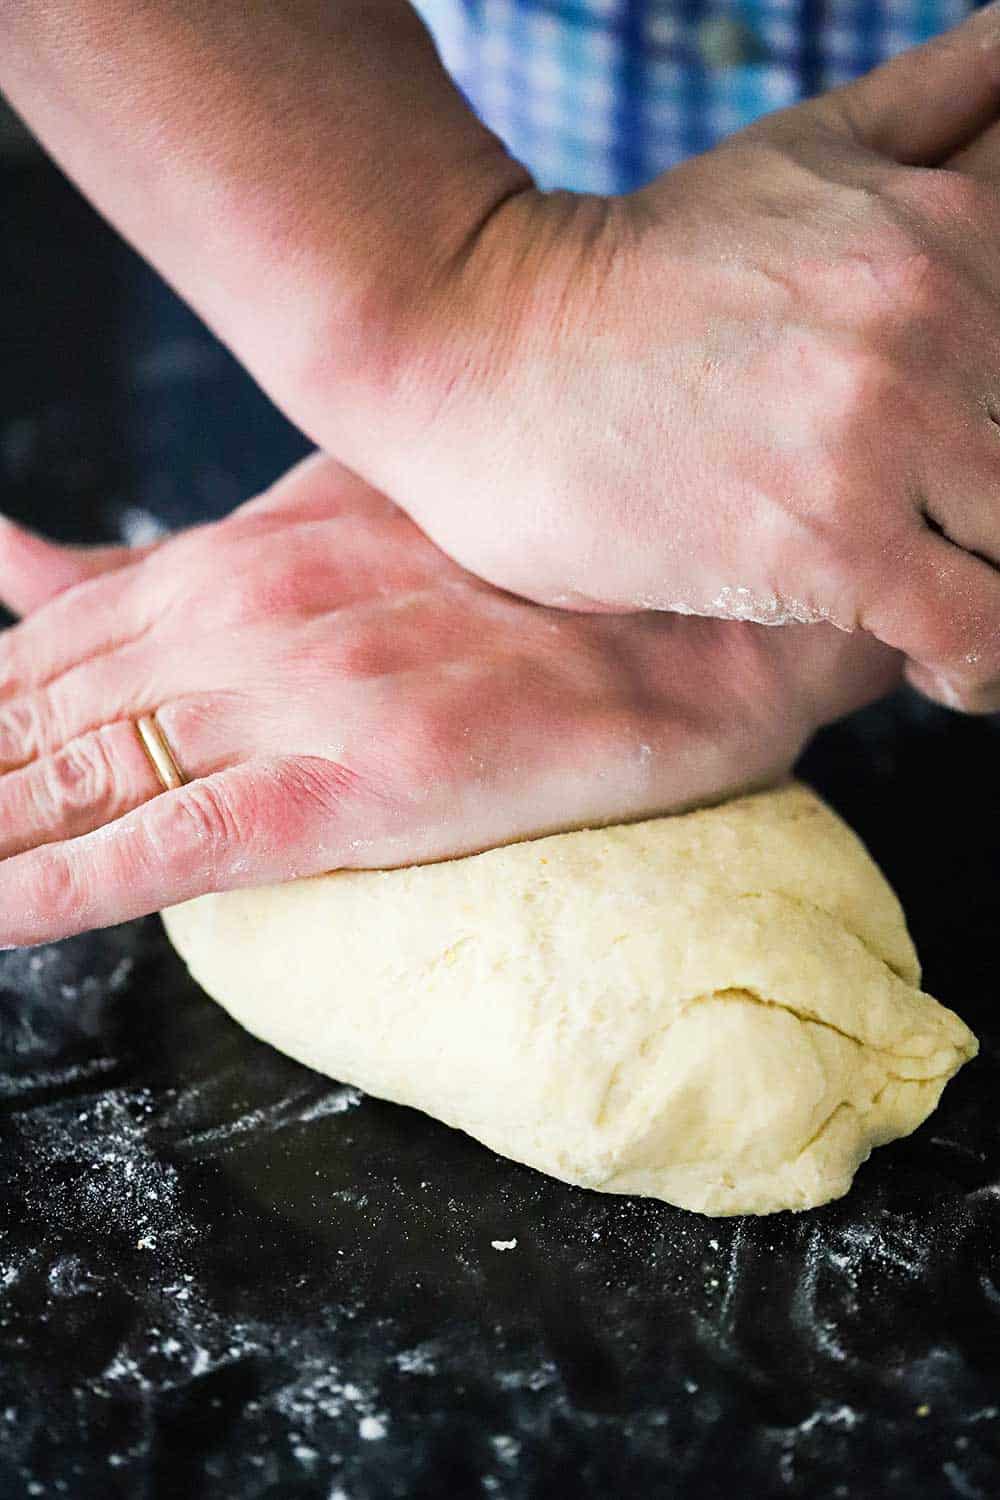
[413,0,976,193]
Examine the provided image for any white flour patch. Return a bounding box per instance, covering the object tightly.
[394,1345,438,1376]
[633,596,700,613]
[166,1080,364,1157]
[797,1405,859,1436]
[18,1086,194,1253]
[491,1435,521,1464]
[298,1087,363,1123]
[497,1361,558,1393]
[711,586,830,626]
[777,1403,861,1485]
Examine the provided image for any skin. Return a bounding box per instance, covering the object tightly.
[374,37,1000,717]
[0,454,899,947]
[5,6,1000,709]
[2,12,1000,941]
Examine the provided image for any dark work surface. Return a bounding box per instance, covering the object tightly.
[1,161,999,1500]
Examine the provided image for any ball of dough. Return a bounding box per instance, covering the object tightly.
[163,783,977,1216]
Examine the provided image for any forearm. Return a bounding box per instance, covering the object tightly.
[0,0,531,445]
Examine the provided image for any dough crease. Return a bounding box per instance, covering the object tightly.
[163,782,977,1216]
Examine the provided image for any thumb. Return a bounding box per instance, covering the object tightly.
[0,515,155,617]
[816,3,1000,165]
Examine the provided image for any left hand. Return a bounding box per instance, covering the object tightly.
[0,453,898,948]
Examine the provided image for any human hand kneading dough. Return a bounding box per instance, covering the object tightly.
[8,8,1000,719]
[0,454,898,947]
[383,40,1000,717]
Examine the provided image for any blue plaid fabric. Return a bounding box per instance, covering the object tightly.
[413,0,976,193]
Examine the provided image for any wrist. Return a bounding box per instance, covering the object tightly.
[313,181,627,505]
[288,128,536,462]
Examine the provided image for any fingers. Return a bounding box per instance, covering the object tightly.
[816,3,1000,164]
[913,115,1000,709]
[0,688,263,861]
[0,639,163,770]
[863,527,1000,712]
[0,502,401,708]
[0,720,166,860]
[0,453,394,628]
[0,458,412,702]
[0,678,300,863]
[915,408,1000,572]
[0,757,349,948]
[0,564,153,703]
[0,514,154,617]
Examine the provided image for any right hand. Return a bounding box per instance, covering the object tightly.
[327,5,1000,715]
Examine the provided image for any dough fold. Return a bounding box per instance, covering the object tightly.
[163,782,977,1215]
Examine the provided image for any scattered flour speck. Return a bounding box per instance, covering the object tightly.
[491,1435,521,1464]
[395,1345,437,1376]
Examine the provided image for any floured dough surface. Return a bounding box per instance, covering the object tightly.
[163,783,977,1216]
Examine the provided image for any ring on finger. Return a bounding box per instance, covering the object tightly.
[136,713,186,792]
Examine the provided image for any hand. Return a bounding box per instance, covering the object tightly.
[0,454,898,946]
[330,10,1000,715]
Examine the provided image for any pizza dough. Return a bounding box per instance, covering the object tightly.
[162,783,977,1216]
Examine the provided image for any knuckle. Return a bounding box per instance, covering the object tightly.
[394,690,463,783]
[0,695,49,763]
[31,849,83,924]
[839,236,945,324]
[202,547,317,627]
[824,206,963,329]
[325,627,389,681]
[881,246,952,318]
[786,335,892,452]
[0,633,28,697]
[155,698,208,758]
[205,572,262,626]
[40,734,114,817]
[149,778,241,861]
[319,594,433,681]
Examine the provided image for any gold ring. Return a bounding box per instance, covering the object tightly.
[136,714,186,792]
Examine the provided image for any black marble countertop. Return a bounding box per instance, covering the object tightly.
[1,158,998,1500]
